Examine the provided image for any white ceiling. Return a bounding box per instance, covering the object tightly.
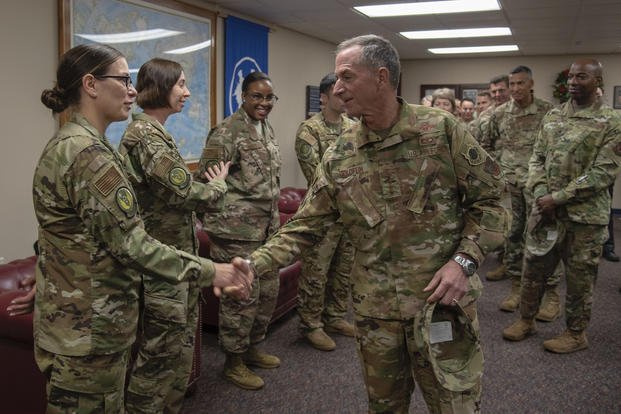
[201,0,621,59]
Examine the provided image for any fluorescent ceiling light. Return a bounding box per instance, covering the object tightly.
[401,27,511,39]
[164,40,211,54]
[75,29,183,44]
[429,45,519,54]
[355,0,500,17]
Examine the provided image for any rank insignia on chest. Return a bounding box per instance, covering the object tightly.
[464,145,484,165]
[169,167,190,188]
[116,187,137,217]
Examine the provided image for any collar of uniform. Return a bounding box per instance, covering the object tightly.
[357,97,409,148]
[71,112,104,140]
[237,106,266,141]
[564,96,605,118]
[70,112,122,160]
[504,97,540,116]
[131,112,175,145]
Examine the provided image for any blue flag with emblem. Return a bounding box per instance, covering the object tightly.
[225,16,269,117]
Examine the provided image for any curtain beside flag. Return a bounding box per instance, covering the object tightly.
[224,16,269,117]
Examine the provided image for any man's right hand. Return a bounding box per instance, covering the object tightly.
[212,257,254,300]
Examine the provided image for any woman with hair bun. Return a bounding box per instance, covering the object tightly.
[34,44,251,412]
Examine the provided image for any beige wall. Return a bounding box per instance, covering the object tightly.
[0,0,57,263]
[0,1,619,261]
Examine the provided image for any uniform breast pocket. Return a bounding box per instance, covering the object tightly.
[340,177,384,252]
[239,142,269,189]
[407,159,440,215]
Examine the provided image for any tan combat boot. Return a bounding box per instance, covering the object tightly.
[242,346,280,369]
[535,285,561,322]
[543,330,588,354]
[223,354,264,390]
[499,283,521,312]
[325,318,356,337]
[305,328,336,351]
[502,318,536,341]
[486,264,507,281]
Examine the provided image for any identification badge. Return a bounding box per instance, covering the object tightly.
[429,321,453,344]
[547,230,558,241]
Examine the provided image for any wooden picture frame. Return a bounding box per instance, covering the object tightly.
[421,83,489,103]
[614,86,621,109]
[58,0,217,162]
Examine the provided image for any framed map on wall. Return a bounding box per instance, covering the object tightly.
[59,0,216,161]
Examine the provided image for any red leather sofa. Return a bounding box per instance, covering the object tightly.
[0,260,203,410]
[0,256,46,414]
[198,186,306,328]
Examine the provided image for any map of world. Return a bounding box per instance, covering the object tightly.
[73,0,213,160]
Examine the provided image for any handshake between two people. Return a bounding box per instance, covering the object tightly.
[212,257,255,301]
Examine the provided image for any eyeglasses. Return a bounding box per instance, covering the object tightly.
[95,75,133,88]
[246,93,278,104]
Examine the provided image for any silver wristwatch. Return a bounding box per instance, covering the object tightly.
[453,254,477,277]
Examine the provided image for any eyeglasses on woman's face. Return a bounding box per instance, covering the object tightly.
[95,74,133,89]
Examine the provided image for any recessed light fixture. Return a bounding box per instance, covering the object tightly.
[354,0,500,18]
[401,27,511,39]
[429,45,519,54]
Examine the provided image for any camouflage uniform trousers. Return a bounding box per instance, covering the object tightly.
[519,220,608,332]
[354,303,481,414]
[297,222,354,332]
[209,235,280,354]
[35,345,129,414]
[126,276,200,414]
[504,184,563,287]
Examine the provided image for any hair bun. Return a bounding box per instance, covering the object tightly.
[41,86,68,113]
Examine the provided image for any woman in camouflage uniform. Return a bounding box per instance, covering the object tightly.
[34,44,250,412]
[196,72,281,390]
[119,58,230,413]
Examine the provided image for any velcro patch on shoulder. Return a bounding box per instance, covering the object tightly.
[94,165,123,197]
[463,145,485,166]
[201,146,225,161]
[153,155,175,179]
[483,157,503,179]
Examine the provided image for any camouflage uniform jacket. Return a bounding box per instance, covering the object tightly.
[196,107,281,241]
[32,114,214,357]
[295,111,356,184]
[251,99,508,320]
[119,112,227,253]
[527,98,621,225]
[468,104,495,146]
[488,97,553,187]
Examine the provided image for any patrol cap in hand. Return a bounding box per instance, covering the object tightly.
[525,210,563,256]
[414,301,483,392]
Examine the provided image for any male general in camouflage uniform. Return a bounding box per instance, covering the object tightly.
[196,71,282,390]
[469,74,510,146]
[249,35,508,413]
[120,99,228,412]
[33,113,250,412]
[484,66,563,320]
[503,59,621,353]
[294,73,357,351]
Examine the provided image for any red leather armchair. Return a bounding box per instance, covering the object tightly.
[199,187,307,328]
[0,256,46,414]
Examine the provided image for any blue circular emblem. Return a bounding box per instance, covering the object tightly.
[228,57,262,115]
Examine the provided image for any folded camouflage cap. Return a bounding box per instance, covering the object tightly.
[414,301,483,392]
[525,210,563,256]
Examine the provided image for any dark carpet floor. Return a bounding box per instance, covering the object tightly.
[182,216,621,414]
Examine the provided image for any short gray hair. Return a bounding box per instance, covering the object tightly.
[336,34,401,89]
